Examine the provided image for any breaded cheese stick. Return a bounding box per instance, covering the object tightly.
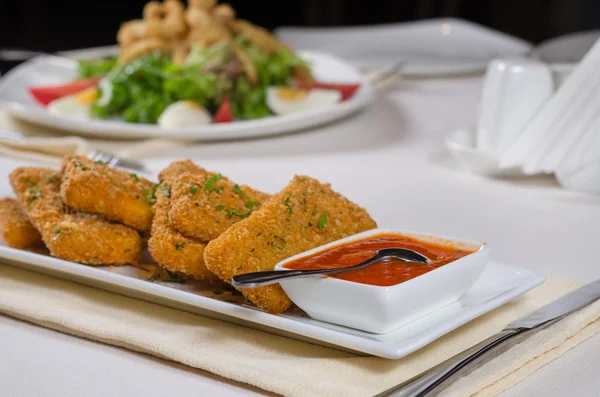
[0,197,43,249]
[204,175,377,313]
[147,183,220,281]
[157,159,209,183]
[10,167,142,265]
[60,156,155,232]
[169,171,270,242]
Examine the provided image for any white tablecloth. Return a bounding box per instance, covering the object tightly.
[1,76,599,396]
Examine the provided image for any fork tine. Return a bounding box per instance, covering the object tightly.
[86,150,146,171]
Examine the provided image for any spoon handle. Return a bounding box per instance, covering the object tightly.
[232,254,386,288]
[231,266,354,288]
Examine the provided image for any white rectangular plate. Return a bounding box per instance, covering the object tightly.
[0,245,545,359]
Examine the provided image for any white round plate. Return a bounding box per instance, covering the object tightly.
[0,51,373,141]
[276,19,532,76]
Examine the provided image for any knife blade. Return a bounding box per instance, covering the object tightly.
[509,278,600,329]
[377,278,600,397]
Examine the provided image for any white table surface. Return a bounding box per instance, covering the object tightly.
[1,76,599,397]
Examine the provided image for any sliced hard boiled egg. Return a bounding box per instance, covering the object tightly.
[266,87,341,116]
[157,100,212,128]
[47,87,99,120]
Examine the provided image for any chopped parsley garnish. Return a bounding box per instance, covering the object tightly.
[245,201,259,209]
[318,212,327,232]
[26,188,42,202]
[297,177,307,182]
[232,184,248,198]
[25,178,36,186]
[284,195,293,215]
[129,173,139,181]
[175,242,185,250]
[190,185,198,194]
[270,235,286,249]
[95,160,106,164]
[52,227,60,234]
[161,185,170,198]
[228,209,251,219]
[145,184,157,204]
[216,204,254,219]
[205,173,223,192]
[48,173,60,184]
[256,231,262,237]
[146,276,157,282]
[302,191,307,204]
[312,209,318,216]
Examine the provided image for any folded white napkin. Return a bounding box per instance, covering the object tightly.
[0,108,185,164]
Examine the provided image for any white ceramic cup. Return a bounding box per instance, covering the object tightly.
[476,59,554,157]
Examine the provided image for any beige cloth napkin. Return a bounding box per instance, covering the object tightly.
[0,263,598,397]
[0,108,185,164]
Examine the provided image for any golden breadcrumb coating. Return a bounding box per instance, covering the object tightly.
[157,159,209,183]
[60,156,155,232]
[204,175,377,313]
[169,171,270,242]
[10,167,142,265]
[0,197,43,249]
[148,183,220,281]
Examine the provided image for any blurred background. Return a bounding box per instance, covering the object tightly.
[1,0,599,52]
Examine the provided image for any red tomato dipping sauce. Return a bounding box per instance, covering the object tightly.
[283,233,476,287]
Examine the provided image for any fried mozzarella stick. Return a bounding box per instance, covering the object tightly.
[204,175,377,313]
[148,160,220,280]
[169,171,270,242]
[10,167,142,265]
[148,184,220,281]
[60,156,155,232]
[157,159,208,182]
[0,197,43,249]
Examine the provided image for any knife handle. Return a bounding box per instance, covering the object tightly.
[377,328,523,397]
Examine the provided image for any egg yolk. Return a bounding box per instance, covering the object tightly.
[75,87,99,104]
[184,100,203,109]
[276,88,308,102]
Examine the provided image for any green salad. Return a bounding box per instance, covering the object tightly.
[76,38,310,124]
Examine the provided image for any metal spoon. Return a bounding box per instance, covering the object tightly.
[231,248,431,288]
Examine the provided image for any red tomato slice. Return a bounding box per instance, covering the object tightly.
[29,77,101,106]
[213,99,234,123]
[298,81,361,102]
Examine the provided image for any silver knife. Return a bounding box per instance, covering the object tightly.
[377,278,600,397]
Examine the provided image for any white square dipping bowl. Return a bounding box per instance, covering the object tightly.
[275,228,490,334]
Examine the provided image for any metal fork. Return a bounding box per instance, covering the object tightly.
[0,129,145,171]
[365,61,404,86]
[87,150,146,171]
